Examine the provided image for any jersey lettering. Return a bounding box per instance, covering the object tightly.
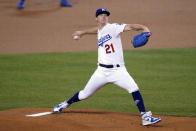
[98,34,112,47]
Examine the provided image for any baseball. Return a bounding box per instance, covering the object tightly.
[73,35,79,40]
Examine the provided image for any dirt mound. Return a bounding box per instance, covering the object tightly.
[0,108,195,131]
[0,0,196,54]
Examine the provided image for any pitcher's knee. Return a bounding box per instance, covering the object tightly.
[127,84,139,93]
[78,90,92,100]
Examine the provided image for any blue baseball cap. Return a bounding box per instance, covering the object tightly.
[95,8,110,17]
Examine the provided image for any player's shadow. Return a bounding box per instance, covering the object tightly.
[62,110,110,115]
[142,123,163,128]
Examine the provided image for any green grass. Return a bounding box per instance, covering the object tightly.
[0,48,196,117]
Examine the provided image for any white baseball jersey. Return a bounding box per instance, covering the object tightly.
[97,23,126,65]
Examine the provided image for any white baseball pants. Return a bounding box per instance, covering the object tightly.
[78,66,139,100]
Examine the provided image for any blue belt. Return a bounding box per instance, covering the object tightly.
[99,63,120,68]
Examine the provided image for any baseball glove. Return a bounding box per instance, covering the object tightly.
[131,32,151,48]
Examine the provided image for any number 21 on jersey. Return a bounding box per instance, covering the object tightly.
[105,43,115,54]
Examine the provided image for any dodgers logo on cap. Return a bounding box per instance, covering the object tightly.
[95,8,110,17]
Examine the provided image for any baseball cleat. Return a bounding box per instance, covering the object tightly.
[17,1,24,9]
[52,101,70,113]
[142,111,161,126]
[60,0,72,7]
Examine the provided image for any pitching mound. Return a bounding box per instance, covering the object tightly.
[0,108,195,131]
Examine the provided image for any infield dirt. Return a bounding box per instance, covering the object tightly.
[0,0,195,54]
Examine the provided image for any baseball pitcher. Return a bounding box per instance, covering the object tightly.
[52,8,161,126]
